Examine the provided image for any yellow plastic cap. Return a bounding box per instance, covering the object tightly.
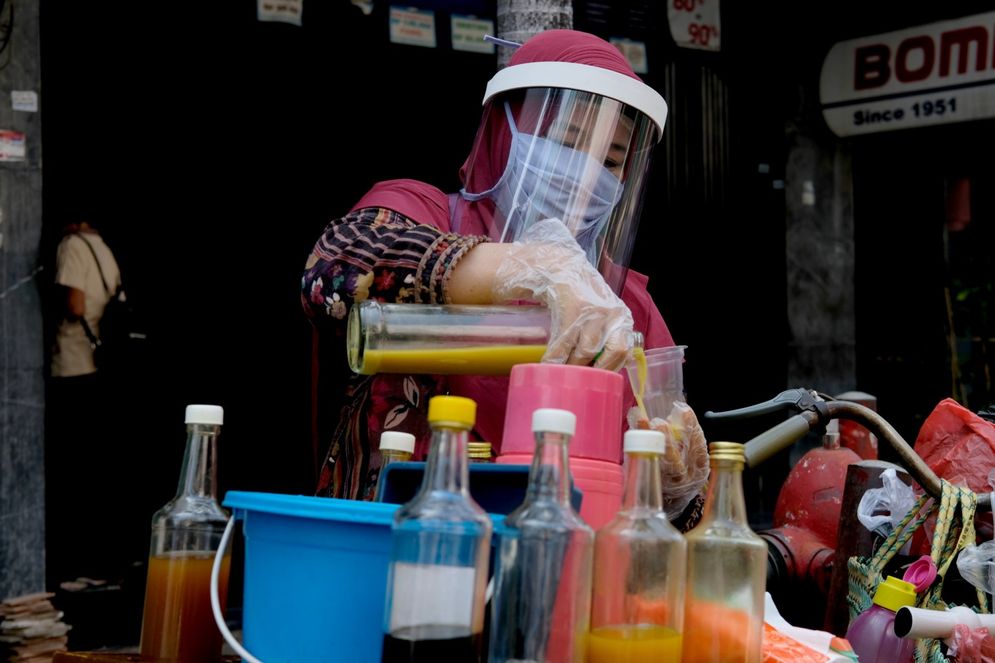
[872,575,917,612]
[427,395,477,428]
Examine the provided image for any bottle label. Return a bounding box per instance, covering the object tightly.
[389,562,477,631]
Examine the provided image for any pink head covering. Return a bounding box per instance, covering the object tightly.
[455,29,645,238]
[352,30,674,447]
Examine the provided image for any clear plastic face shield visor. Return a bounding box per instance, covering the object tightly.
[458,62,668,295]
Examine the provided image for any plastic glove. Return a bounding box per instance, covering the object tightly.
[491,218,635,371]
[627,401,710,519]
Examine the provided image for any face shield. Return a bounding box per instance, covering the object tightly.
[457,61,668,295]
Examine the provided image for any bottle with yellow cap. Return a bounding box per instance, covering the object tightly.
[845,575,916,663]
[681,442,766,663]
[381,395,493,663]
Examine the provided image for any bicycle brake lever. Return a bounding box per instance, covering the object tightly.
[704,388,822,420]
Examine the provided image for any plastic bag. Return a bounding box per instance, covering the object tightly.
[763,593,857,663]
[957,540,995,597]
[627,401,709,520]
[915,398,995,494]
[948,624,995,663]
[857,467,917,552]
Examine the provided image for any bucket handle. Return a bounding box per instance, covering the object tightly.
[211,517,264,663]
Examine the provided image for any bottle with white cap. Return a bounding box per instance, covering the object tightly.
[140,404,231,663]
[488,408,595,663]
[588,429,687,662]
[375,431,416,501]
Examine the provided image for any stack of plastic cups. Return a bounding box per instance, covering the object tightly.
[497,364,625,529]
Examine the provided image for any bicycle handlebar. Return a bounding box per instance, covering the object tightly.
[731,397,989,510]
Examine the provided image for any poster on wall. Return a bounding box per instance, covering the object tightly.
[610,38,649,75]
[257,0,303,26]
[11,91,38,113]
[821,11,995,137]
[0,130,25,161]
[390,7,437,48]
[451,15,494,53]
[667,0,720,52]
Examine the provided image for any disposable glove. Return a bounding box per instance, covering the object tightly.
[627,401,710,520]
[491,218,635,371]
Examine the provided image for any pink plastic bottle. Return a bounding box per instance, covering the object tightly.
[845,575,916,663]
[497,364,625,529]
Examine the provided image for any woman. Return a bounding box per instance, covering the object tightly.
[302,29,706,527]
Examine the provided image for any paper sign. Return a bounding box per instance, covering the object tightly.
[11,91,38,113]
[390,7,436,48]
[451,15,494,53]
[668,0,721,52]
[610,38,649,74]
[0,130,26,161]
[258,0,303,26]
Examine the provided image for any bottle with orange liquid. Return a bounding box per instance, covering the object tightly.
[140,404,231,662]
[681,442,766,663]
[589,429,686,663]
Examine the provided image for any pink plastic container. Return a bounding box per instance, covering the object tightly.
[500,364,625,463]
[495,454,623,530]
[498,364,626,529]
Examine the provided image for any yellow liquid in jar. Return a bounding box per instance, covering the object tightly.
[359,345,547,375]
[588,625,682,663]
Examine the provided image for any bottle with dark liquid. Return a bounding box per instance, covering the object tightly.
[381,396,492,663]
[488,408,594,663]
[140,405,230,662]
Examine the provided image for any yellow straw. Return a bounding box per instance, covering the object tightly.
[629,346,649,423]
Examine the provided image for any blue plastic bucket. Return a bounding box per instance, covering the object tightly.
[223,491,398,663]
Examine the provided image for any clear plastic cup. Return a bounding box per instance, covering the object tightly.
[626,345,687,422]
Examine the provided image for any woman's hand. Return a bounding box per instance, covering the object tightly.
[449,218,635,371]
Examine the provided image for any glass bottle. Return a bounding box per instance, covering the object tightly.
[382,395,492,663]
[681,442,766,663]
[467,441,494,463]
[140,404,230,663]
[375,431,416,501]
[589,429,687,663]
[488,408,594,663]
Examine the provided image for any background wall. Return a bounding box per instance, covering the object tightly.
[0,0,44,599]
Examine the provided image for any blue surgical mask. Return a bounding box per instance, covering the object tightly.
[461,102,623,264]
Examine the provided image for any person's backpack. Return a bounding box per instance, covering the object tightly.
[76,235,147,371]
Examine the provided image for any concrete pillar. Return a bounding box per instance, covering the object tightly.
[785,127,855,397]
[0,0,45,598]
[496,0,571,67]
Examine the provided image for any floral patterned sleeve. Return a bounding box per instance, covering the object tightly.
[302,207,489,321]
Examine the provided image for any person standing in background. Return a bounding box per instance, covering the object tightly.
[46,214,122,588]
